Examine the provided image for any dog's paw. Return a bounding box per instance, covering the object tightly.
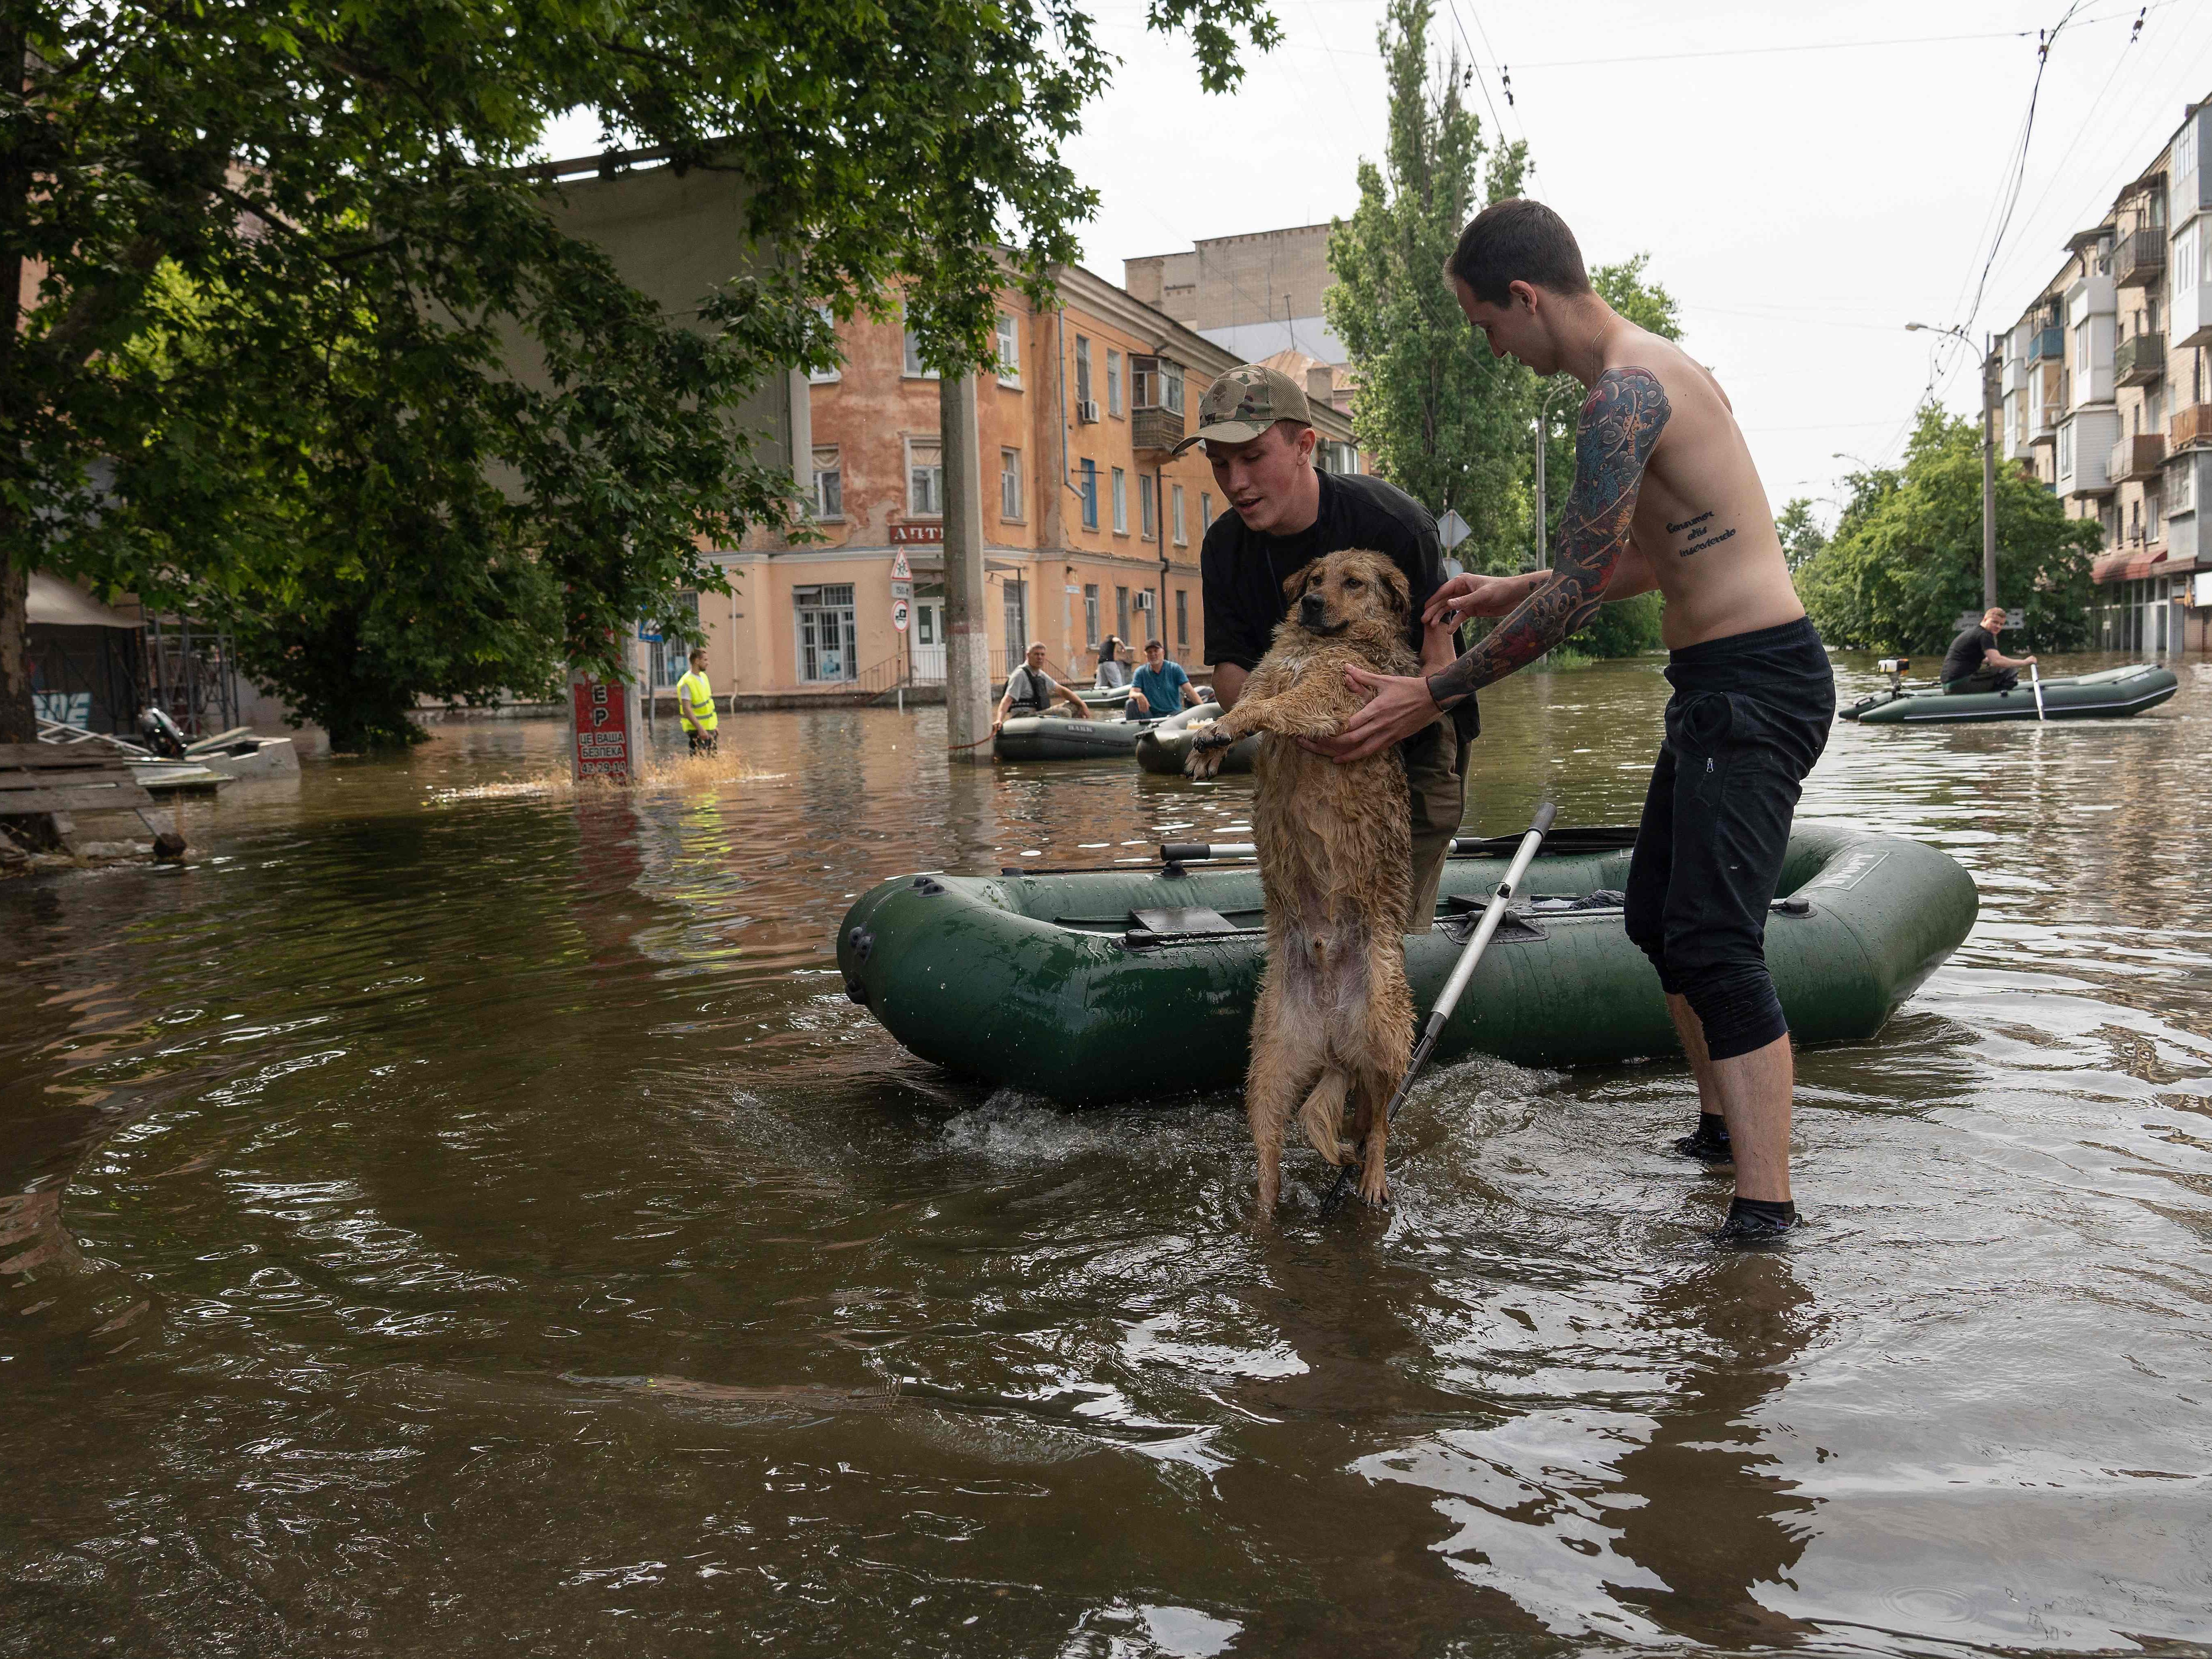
[1355,1161,1390,1207]
[1184,747,1224,780]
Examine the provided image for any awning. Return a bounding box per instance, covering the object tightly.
[27,573,139,629]
[2092,548,2199,583]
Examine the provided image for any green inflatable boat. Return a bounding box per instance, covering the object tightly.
[1843,661,2177,724]
[837,823,1978,1104]
[992,713,1152,762]
[1134,702,1260,775]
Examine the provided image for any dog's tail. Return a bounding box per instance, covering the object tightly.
[1298,1068,1351,1165]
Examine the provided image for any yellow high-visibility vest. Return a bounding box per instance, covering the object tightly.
[676,669,718,733]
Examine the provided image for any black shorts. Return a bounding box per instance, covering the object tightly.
[1623,617,1834,1061]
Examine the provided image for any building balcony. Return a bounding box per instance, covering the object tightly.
[2108,228,2166,289]
[2115,331,2165,387]
[2108,433,2165,482]
[1131,404,1186,455]
[2173,403,2212,451]
[2024,324,2065,363]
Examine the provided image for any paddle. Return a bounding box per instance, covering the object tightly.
[2030,661,2047,722]
[1318,802,1558,1220]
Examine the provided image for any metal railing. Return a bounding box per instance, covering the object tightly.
[2025,324,2065,363]
[2116,331,2165,386]
[2109,228,2167,288]
[2172,403,2212,451]
[2107,433,2165,483]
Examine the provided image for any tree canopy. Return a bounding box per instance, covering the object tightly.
[1324,0,1529,577]
[1793,406,2101,653]
[2,0,1277,748]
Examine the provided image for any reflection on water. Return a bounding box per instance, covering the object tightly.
[4,655,2210,1655]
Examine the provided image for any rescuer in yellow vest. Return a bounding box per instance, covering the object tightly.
[676,647,719,755]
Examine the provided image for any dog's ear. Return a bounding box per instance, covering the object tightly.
[1282,560,1322,602]
[1379,561,1412,619]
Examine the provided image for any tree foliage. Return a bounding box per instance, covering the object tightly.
[1324,0,1529,575]
[1,0,1277,747]
[1793,406,2101,653]
[1774,497,1830,570]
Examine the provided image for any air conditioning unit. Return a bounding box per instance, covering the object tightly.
[1076,400,1100,424]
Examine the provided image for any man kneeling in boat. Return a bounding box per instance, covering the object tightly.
[1940,606,2037,695]
[992,642,1092,735]
[1309,200,1832,1244]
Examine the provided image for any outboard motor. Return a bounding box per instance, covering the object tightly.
[137,705,188,758]
[1877,658,1910,699]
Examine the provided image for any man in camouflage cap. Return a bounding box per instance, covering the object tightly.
[1189,363,1474,930]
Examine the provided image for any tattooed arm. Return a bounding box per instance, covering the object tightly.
[1426,367,1671,705]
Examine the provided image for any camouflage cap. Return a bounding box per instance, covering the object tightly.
[1170,364,1313,456]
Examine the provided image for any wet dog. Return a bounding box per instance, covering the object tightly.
[1187,549,1423,1211]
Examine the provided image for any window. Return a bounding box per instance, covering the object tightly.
[902,302,938,379]
[2075,325,2088,372]
[1171,484,1187,546]
[1139,473,1157,541]
[649,591,701,687]
[1132,356,1184,413]
[812,445,843,519]
[1074,336,1093,408]
[1107,349,1124,417]
[1002,581,1028,670]
[794,584,857,683]
[1200,491,1214,530]
[907,437,943,517]
[1079,459,1098,530]
[1111,467,1128,533]
[999,448,1023,521]
[2148,488,2162,543]
[1083,584,1100,647]
[1116,585,1131,644]
[1175,587,1189,648]
[807,305,842,383]
[2174,459,2195,514]
[995,312,1021,386]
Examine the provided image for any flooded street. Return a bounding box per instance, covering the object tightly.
[4,654,2210,1657]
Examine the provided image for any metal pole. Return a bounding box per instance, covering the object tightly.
[941,371,993,756]
[1982,334,1998,612]
[1534,406,1547,570]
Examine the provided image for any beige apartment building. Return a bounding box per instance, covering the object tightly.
[1997,95,2212,654]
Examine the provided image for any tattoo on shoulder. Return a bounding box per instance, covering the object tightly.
[1427,367,1671,703]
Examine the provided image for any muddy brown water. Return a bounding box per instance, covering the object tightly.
[4,654,2209,1657]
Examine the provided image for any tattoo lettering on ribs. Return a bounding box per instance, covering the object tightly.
[1428,366,1671,703]
[1667,509,1737,558]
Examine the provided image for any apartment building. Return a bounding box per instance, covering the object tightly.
[1997,95,2212,654]
[1126,225,1352,382]
[537,155,1367,702]
[711,262,1366,698]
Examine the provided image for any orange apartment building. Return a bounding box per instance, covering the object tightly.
[524,150,1366,703]
[697,263,1364,700]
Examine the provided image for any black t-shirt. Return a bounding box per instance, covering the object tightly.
[1200,469,1478,739]
[1941,625,1997,684]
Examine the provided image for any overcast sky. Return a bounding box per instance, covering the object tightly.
[543,1,2211,528]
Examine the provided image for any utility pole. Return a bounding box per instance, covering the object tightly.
[1534,378,1574,570]
[941,371,993,757]
[1981,333,1998,612]
[1907,321,1999,611]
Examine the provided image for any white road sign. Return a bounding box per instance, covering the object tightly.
[892,599,911,632]
[891,551,912,579]
[1436,508,1471,552]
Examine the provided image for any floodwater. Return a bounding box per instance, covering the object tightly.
[4,654,2210,1657]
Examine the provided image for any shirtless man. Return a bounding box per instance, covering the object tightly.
[1317,199,1833,1241]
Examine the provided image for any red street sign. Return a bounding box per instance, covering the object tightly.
[889,524,944,545]
[570,675,633,780]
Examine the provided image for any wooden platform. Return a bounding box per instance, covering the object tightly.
[0,744,183,856]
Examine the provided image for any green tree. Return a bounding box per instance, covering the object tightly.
[2,0,1277,748]
[1324,0,1530,575]
[1774,497,1830,570]
[1793,406,2100,653]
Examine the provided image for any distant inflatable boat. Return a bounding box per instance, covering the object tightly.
[835,824,1978,1104]
[1134,703,1259,775]
[992,714,1151,762]
[1843,662,2177,724]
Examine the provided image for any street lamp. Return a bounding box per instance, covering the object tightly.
[1906,320,1999,611]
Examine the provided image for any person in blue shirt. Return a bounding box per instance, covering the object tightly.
[1127,639,1199,721]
